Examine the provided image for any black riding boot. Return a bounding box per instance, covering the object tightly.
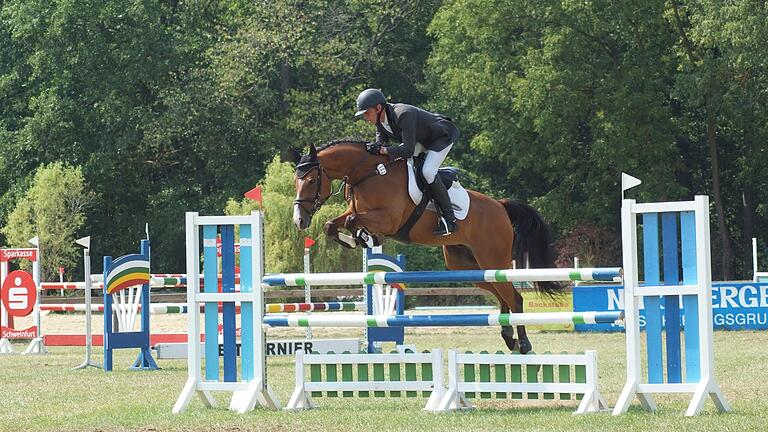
[429,179,458,236]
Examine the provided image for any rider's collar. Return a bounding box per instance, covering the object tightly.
[376,107,386,125]
[380,111,394,133]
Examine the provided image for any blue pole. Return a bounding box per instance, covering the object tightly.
[221,225,237,383]
[103,255,112,372]
[132,239,157,370]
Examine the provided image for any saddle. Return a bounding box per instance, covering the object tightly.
[390,154,469,243]
[411,153,460,193]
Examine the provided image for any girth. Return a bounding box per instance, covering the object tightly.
[391,187,432,244]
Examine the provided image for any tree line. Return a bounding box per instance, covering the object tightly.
[1,1,766,281]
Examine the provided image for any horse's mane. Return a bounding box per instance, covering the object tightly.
[297,139,367,167]
[315,138,367,152]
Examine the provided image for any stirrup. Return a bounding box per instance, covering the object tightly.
[433,217,457,236]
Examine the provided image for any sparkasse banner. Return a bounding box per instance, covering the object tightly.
[573,282,768,332]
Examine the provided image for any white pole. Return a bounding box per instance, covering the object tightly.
[574,257,580,286]
[74,243,100,370]
[753,238,758,281]
[363,247,380,350]
[303,247,312,339]
[264,267,622,287]
[1,262,6,331]
[24,241,47,354]
[251,210,280,409]
[0,260,11,353]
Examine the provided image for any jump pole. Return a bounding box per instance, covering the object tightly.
[263,311,623,328]
[263,267,622,287]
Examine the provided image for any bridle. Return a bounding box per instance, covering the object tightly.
[293,161,331,216]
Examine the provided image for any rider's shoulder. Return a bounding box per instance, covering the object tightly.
[391,103,421,116]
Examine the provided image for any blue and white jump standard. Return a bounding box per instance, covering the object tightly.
[173,212,280,414]
[615,195,730,416]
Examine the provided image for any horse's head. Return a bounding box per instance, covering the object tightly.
[291,145,333,230]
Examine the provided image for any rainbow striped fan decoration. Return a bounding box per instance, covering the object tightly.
[105,253,150,294]
[366,255,406,290]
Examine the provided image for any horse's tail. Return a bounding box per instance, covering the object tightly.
[499,199,565,297]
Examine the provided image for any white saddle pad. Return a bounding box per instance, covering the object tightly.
[406,158,470,220]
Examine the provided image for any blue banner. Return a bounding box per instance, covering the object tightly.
[573,282,768,332]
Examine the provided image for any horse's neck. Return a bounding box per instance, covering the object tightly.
[320,146,379,181]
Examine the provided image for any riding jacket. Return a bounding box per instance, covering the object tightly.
[374,103,459,159]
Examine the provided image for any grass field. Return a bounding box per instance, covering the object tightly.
[1,327,766,431]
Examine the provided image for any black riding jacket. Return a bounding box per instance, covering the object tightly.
[374,103,459,159]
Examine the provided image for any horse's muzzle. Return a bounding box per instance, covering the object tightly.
[293,204,311,230]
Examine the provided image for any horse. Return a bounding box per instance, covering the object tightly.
[290,140,564,353]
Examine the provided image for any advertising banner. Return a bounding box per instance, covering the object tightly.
[573,282,768,332]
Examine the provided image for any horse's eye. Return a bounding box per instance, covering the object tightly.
[308,178,316,184]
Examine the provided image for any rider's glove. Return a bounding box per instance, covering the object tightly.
[366,142,382,155]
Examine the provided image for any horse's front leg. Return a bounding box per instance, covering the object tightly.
[344,209,399,238]
[324,210,357,249]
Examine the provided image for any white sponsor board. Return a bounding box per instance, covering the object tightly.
[153,338,361,359]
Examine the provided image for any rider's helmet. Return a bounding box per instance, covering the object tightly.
[354,88,386,117]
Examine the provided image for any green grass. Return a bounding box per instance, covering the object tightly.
[1,329,766,431]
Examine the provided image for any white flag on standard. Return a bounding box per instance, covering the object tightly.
[75,236,91,250]
[621,173,642,192]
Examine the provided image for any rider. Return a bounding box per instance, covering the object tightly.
[354,88,460,236]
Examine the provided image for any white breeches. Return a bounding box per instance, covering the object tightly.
[421,144,453,184]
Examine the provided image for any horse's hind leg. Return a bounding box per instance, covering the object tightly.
[477,282,517,351]
[512,289,531,354]
[443,245,520,352]
[471,247,533,354]
[484,281,529,353]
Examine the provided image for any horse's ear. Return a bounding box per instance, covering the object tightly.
[308,144,318,158]
[286,146,302,165]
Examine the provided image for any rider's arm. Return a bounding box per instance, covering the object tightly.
[385,110,416,159]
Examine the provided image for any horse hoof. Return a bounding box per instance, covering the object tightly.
[518,338,532,354]
[501,328,517,351]
[503,337,517,351]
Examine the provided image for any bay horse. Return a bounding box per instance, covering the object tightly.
[290,140,564,353]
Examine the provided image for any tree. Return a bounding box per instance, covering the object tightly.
[2,163,94,281]
[427,0,686,230]
[425,0,768,278]
[668,0,768,278]
[0,1,443,272]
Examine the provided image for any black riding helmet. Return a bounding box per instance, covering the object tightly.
[354,88,386,117]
